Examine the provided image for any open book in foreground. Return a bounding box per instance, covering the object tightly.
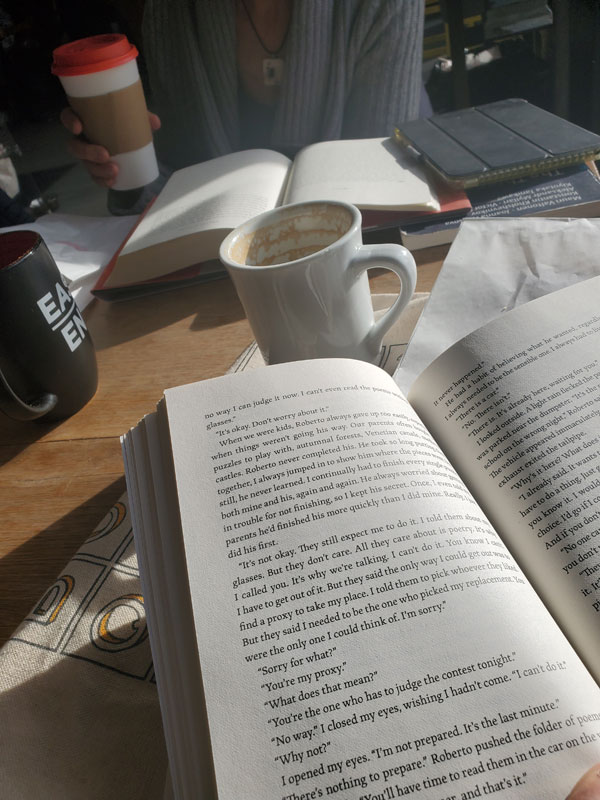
[93,138,469,300]
[123,277,600,799]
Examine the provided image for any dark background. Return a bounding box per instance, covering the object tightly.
[0,0,145,124]
[0,1,598,132]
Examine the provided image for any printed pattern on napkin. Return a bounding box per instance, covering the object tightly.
[0,496,167,800]
[11,498,154,680]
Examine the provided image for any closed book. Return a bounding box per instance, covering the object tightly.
[400,163,600,251]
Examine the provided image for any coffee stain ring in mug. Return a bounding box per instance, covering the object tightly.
[220,201,416,366]
[228,202,354,267]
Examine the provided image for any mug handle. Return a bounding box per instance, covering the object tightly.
[0,367,58,421]
[348,242,417,352]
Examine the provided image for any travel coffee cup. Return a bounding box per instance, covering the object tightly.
[52,34,159,191]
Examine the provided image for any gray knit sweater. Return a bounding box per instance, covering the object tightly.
[143,0,424,169]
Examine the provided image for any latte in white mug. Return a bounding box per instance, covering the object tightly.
[230,204,353,267]
[220,201,416,366]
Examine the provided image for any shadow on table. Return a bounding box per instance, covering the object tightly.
[90,276,246,351]
[0,477,126,647]
[0,619,167,799]
[0,414,64,462]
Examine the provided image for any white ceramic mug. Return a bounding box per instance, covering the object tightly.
[219,201,417,365]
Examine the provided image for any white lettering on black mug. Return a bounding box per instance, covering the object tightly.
[0,230,97,421]
[219,201,417,365]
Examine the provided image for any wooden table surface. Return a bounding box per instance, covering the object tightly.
[0,245,448,646]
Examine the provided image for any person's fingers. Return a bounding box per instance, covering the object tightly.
[567,763,600,799]
[70,141,118,186]
[61,105,159,188]
[148,111,161,131]
[65,135,118,186]
[67,136,112,166]
[85,160,119,187]
[59,106,83,136]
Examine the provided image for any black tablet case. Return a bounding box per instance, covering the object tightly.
[394,98,600,188]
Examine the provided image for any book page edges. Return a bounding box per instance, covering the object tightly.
[101,228,228,289]
[93,197,157,291]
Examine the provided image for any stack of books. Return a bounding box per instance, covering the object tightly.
[399,163,600,250]
[394,99,600,251]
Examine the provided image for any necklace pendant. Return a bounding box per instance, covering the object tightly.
[263,58,284,86]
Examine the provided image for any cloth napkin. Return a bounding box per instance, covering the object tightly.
[0,292,428,798]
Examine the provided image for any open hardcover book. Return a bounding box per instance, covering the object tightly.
[93,138,468,300]
[123,277,600,799]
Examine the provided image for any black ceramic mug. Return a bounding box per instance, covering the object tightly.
[0,230,97,421]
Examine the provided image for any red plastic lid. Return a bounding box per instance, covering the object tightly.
[52,34,138,77]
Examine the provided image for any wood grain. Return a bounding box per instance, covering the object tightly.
[0,247,446,645]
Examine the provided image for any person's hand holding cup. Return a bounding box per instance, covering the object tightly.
[60,105,161,189]
[219,201,417,366]
[52,34,159,192]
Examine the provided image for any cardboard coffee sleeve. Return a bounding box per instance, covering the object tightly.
[52,34,159,191]
[67,81,153,156]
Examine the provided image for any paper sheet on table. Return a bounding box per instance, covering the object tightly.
[1,213,137,311]
[394,217,600,394]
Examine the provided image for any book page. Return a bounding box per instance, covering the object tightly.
[409,277,600,682]
[283,138,439,211]
[157,358,600,800]
[126,149,291,252]
[107,149,291,287]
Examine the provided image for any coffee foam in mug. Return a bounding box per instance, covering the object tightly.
[230,204,353,267]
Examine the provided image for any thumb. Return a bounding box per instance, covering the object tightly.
[567,764,600,799]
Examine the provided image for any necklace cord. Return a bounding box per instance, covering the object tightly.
[239,0,290,57]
